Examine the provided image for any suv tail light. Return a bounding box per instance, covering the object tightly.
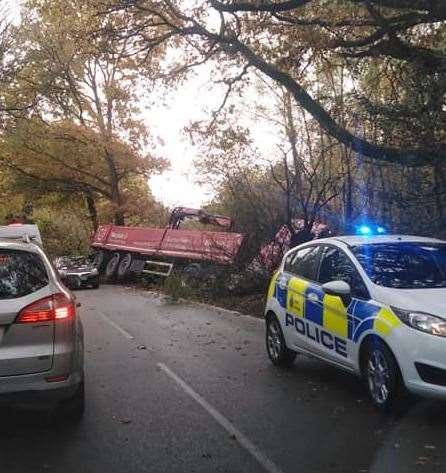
[16,293,75,324]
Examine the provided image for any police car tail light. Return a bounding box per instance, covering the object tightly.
[392,308,446,338]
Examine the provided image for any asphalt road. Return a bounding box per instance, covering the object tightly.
[0,285,445,473]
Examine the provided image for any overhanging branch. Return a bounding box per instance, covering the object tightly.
[185,24,444,166]
[210,0,311,13]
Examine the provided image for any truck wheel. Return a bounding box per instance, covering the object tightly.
[117,253,133,280]
[181,263,203,288]
[105,253,120,281]
[93,250,109,273]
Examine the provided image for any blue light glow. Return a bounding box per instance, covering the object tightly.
[358,225,372,235]
[355,223,387,236]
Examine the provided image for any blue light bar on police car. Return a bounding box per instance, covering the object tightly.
[355,224,386,236]
[358,225,372,235]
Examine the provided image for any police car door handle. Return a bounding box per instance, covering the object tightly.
[307,293,320,303]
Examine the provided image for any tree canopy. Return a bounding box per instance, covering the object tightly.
[1,0,445,256]
[1,0,168,233]
[107,0,446,166]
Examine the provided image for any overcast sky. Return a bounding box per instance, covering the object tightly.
[146,67,219,208]
[6,0,279,209]
[146,67,279,208]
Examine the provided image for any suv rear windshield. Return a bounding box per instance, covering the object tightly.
[0,250,49,299]
[351,243,446,289]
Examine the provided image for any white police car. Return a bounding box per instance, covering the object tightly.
[265,234,446,410]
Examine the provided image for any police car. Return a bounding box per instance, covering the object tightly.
[265,234,446,410]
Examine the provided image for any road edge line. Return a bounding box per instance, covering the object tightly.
[96,310,135,340]
[157,362,285,473]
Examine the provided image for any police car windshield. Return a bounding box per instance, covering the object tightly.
[351,242,446,289]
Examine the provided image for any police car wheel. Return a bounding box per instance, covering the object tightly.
[266,315,296,367]
[363,342,400,410]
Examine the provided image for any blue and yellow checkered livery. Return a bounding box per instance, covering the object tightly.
[268,275,401,344]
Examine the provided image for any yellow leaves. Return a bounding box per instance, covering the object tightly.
[0,170,25,224]
[2,115,168,227]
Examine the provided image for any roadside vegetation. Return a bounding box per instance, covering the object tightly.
[1,1,445,309]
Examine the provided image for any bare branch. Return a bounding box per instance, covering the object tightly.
[210,0,311,13]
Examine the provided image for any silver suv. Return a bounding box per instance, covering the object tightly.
[0,237,85,419]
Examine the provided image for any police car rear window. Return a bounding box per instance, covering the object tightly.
[0,250,48,299]
[351,243,446,289]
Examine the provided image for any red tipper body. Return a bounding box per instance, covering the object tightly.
[91,224,244,265]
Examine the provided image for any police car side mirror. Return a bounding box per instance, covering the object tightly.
[322,281,352,308]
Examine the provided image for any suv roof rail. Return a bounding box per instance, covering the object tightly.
[0,224,43,246]
[0,234,37,244]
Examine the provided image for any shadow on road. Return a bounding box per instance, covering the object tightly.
[0,405,81,470]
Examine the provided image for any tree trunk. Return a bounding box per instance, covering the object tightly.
[103,147,125,226]
[114,209,125,226]
[343,157,353,231]
[84,191,99,231]
[433,163,445,233]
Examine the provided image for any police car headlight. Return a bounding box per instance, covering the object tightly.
[91,268,99,275]
[393,308,446,338]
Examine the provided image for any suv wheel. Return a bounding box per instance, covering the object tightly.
[362,340,402,411]
[266,314,296,367]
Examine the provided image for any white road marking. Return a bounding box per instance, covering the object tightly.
[157,362,285,473]
[97,310,135,340]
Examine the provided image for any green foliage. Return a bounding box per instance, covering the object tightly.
[34,210,91,258]
[163,272,198,302]
[206,170,288,260]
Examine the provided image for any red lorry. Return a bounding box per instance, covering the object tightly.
[91,207,245,280]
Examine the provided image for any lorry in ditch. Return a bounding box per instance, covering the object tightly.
[91,207,245,281]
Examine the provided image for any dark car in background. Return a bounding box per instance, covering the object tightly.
[54,256,100,290]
